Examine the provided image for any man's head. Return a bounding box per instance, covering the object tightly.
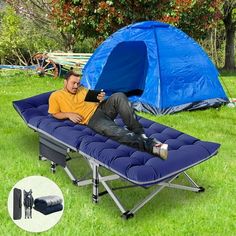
[64,71,81,94]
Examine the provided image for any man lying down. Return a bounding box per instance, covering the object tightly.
[48,71,168,160]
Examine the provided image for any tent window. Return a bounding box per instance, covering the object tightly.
[95,41,148,96]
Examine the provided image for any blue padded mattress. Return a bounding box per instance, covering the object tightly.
[13,91,220,185]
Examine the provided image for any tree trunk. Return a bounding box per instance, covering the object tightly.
[223,2,236,71]
[224,26,235,70]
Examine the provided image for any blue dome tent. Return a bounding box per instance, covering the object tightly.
[82,21,229,115]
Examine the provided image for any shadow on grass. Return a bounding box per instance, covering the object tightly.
[103,180,204,219]
[15,132,38,154]
[219,69,236,76]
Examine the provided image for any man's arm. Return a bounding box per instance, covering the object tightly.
[49,92,83,123]
[52,112,84,123]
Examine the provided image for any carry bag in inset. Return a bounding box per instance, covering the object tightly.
[13,188,22,220]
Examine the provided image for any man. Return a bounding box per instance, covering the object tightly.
[48,71,168,159]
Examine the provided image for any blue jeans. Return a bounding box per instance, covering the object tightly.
[88,93,155,153]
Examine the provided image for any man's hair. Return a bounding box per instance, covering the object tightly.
[64,70,80,81]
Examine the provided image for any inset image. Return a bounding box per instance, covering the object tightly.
[8,176,64,233]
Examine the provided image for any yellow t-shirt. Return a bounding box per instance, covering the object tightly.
[48,87,99,125]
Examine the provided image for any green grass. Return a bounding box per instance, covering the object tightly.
[0,70,236,235]
[220,71,236,100]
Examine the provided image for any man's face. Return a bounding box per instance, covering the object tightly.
[64,75,81,94]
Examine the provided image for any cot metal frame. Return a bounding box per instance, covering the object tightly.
[38,132,205,219]
[83,157,204,219]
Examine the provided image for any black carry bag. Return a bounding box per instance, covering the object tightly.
[13,188,22,220]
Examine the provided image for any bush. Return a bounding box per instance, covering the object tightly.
[73,37,97,53]
[0,6,61,65]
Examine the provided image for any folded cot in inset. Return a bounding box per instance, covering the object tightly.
[34,195,63,215]
[13,91,220,219]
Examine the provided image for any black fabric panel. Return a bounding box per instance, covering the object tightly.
[13,188,22,220]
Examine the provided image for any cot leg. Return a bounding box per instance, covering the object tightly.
[39,155,47,161]
[128,175,178,217]
[122,211,134,220]
[51,162,56,173]
[100,176,127,215]
[183,172,205,192]
[92,163,99,203]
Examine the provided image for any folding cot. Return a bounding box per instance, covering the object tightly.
[13,91,220,219]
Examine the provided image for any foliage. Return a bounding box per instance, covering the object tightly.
[177,0,223,40]
[5,0,53,33]
[73,37,97,53]
[0,6,60,65]
[0,6,23,62]
[51,0,223,45]
[199,0,236,70]
[5,0,70,50]
[198,21,225,68]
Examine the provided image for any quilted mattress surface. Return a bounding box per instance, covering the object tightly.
[13,91,220,185]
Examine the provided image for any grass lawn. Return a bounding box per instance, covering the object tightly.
[0,70,235,235]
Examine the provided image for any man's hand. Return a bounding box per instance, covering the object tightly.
[52,112,84,123]
[97,91,106,102]
[66,112,84,123]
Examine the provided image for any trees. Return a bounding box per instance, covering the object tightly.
[0,6,59,65]
[176,0,222,40]
[0,6,26,64]
[222,0,236,70]
[5,0,69,49]
[50,0,223,44]
[2,0,235,70]
[4,0,225,46]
